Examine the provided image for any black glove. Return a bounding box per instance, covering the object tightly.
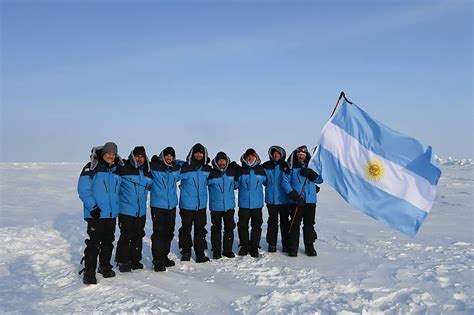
[280,162,290,174]
[316,185,320,193]
[288,190,300,202]
[90,206,101,219]
[300,167,318,181]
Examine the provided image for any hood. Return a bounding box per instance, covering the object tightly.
[156,147,176,167]
[268,145,286,163]
[212,152,231,172]
[128,151,151,172]
[287,146,311,169]
[89,146,124,170]
[186,143,210,166]
[240,150,261,168]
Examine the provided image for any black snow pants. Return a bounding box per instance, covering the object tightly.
[287,203,317,253]
[178,208,208,256]
[83,218,116,275]
[115,214,146,265]
[151,207,176,266]
[266,204,290,250]
[237,208,263,252]
[210,209,236,256]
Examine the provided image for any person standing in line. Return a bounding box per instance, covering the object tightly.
[149,146,182,271]
[78,142,124,284]
[236,148,266,258]
[283,145,323,257]
[262,145,291,253]
[208,151,238,259]
[115,146,153,272]
[178,143,212,263]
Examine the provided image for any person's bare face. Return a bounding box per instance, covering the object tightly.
[297,153,306,164]
[135,154,145,166]
[272,151,281,162]
[164,154,174,164]
[217,159,227,170]
[194,152,204,161]
[246,155,256,164]
[103,152,116,165]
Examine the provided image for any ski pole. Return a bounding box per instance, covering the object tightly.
[288,177,307,233]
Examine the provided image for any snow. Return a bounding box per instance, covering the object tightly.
[0,163,473,314]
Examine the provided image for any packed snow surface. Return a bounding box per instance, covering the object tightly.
[0,162,472,314]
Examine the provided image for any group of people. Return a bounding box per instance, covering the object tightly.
[77,142,323,285]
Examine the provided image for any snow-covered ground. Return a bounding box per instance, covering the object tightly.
[0,162,472,314]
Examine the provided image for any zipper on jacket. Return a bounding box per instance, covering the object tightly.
[108,168,112,218]
[166,172,170,210]
[196,173,201,210]
[219,178,224,194]
[135,183,140,217]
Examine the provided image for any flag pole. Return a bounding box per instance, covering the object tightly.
[329,91,353,118]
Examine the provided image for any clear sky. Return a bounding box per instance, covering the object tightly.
[1,0,472,162]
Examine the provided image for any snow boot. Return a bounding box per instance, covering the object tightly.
[118,263,132,273]
[223,251,235,258]
[305,244,317,257]
[181,252,191,262]
[131,261,144,270]
[98,266,116,278]
[83,272,97,285]
[268,245,277,253]
[196,255,210,263]
[288,250,298,257]
[154,264,166,272]
[213,253,222,260]
[250,248,259,258]
[238,247,249,256]
[165,258,175,267]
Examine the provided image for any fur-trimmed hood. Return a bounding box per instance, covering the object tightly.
[287,145,311,169]
[186,143,210,166]
[240,149,261,168]
[268,145,286,163]
[128,151,151,172]
[212,152,231,172]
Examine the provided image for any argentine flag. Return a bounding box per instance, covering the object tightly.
[309,100,441,237]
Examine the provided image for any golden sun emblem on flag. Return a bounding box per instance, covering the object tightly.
[365,159,386,182]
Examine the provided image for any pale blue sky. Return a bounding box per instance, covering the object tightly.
[1,0,472,162]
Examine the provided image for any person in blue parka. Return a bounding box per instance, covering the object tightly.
[178,143,212,263]
[236,148,267,258]
[77,142,124,285]
[262,145,291,253]
[282,145,323,257]
[115,146,153,272]
[149,146,181,272]
[208,152,238,259]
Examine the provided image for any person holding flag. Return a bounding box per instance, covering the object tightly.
[283,145,323,257]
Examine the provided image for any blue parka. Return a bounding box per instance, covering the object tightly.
[78,146,125,219]
[208,154,237,212]
[150,149,181,210]
[282,149,323,204]
[262,146,291,205]
[236,151,267,209]
[178,144,212,211]
[117,152,153,217]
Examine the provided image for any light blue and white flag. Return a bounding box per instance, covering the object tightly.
[309,100,441,237]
